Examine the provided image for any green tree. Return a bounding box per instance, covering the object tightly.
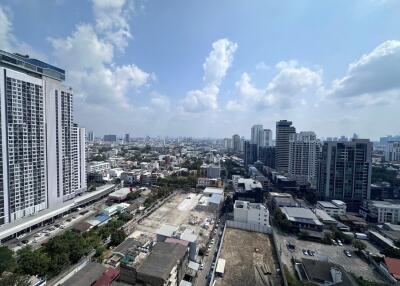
[352,239,367,251]
[127,191,140,201]
[0,273,30,286]
[0,246,16,274]
[110,229,126,246]
[17,247,50,277]
[48,252,69,277]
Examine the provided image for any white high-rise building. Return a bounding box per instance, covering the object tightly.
[251,124,263,146]
[0,50,86,225]
[385,141,400,162]
[262,129,273,147]
[288,131,319,185]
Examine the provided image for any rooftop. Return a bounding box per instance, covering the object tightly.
[63,262,106,286]
[384,257,400,280]
[137,242,187,282]
[237,178,262,191]
[203,187,224,195]
[280,207,323,226]
[155,224,178,237]
[317,201,338,208]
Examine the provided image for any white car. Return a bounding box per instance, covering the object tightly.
[200,263,204,270]
[337,239,343,246]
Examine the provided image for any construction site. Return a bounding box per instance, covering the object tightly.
[214,228,282,286]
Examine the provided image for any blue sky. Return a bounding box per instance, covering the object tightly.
[1,0,399,139]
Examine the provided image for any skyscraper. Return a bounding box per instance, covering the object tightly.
[244,140,258,167]
[251,124,264,146]
[275,120,296,173]
[232,134,241,153]
[88,131,94,142]
[317,139,372,211]
[124,133,130,143]
[262,129,273,147]
[288,131,319,185]
[0,50,86,225]
[103,134,117,142]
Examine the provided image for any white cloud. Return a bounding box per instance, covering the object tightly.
[182,38,238,112]
[228,60,322,111]
[48,0,151,109]
[150,92,171,110]
[330,40,400,105]
[0,5,46,59]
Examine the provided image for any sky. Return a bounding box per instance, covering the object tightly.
[0,0,399,140]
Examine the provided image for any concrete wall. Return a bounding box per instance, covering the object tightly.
[226,220,272,234]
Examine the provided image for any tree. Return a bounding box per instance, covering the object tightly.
[17,247,50,277]
[382,247,400,259]
[352,239,367,251]
[127,191,140,201]
[110,229,126,246]
[0,273,30,286]
[0,246,16,274]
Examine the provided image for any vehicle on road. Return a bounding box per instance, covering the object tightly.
[200,263,204,270]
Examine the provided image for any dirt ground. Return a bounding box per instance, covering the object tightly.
[135,193,216,245]
[214,228,283,286]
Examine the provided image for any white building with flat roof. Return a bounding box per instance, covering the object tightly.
[234,200,270,228]
[316,200,347,217]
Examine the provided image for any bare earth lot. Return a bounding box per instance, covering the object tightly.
[215,228,282,286]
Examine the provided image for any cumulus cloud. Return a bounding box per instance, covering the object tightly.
[228,60,322,111]
[329,40,400,105]
[48,0,151,109]
[182,38,238,112]
[0,5,46,59]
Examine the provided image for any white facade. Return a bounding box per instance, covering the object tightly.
[385,141,400,162]
[234,200,270,227]
[288,131,319,185]
[251,124,264,146]
[0,51,86,225]
[366,201,400,224]
[88,161,110,173]
[262,129,273,147]
[316,200,346,217]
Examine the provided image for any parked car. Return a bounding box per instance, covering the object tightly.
[302,249,308,255]
[331,239,337,245]
[337,239,343,246]
[344,250,352,257]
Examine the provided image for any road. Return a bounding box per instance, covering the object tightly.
[194,218,225,286]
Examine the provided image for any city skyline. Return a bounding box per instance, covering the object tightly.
[0,0,399,140]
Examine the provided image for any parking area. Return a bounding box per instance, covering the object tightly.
[276,231,387,284]
[214,228,282,286]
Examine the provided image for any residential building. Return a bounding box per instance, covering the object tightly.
[200,163,221,178]
[385,141,400,162]
[103,134,117,142]
[234,200,270,228]
[275,120,296,173]
[288,131,319,185]
[233,178,263,203]
[244,140,257,167]
[262,129,273,147]
[0,50,86,225]
[259,146,275,169]
[232,134,241,153]
[317,139,373,212]
[124,133,130,143]
[88,131,94,142]
[88,161,111,173]
[251,124,263,146]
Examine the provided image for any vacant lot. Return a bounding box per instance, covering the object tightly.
[135,193,215,245]
[275,230,387,284]
[215,228,282,286]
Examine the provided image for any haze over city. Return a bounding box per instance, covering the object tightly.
[1,0,400,139]
[1,1,400,286]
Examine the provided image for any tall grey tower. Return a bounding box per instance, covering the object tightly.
[0,50,86,225]
[317,139,372,211]
[275,120,296,173]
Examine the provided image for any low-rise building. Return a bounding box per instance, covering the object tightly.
[234,200,270,228]
[360,200,400,223]
[316,200,346,217]
[280,207,323,231]
[88,161,111,173]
